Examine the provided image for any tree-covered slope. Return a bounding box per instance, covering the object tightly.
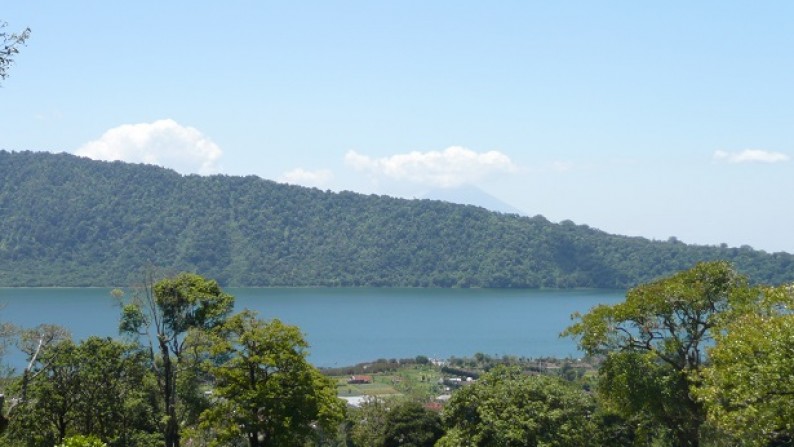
[1,150,792,287]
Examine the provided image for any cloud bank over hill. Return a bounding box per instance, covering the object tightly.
[75,119,223,175]
[279,168,334,188]
[345,147,517,188]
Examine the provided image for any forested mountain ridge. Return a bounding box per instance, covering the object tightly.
[1,150,792,287]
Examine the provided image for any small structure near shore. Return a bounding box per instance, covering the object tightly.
[347,375,373,384]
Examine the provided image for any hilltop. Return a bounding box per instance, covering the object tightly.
[1,150,792,287]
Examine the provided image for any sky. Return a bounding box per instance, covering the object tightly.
[2,2,793,253]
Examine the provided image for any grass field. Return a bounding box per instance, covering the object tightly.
[331,364,444,401]
[327,356,597,403]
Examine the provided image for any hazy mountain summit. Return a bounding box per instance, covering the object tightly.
[420,185,525,215]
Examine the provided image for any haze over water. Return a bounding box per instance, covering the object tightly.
[0,287,624,369]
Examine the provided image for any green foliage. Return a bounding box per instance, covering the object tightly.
[345,398,443,447]
[347,398,390,447]
[4,264,794,447]
[382,401,443,447]
[564,261,755,366]
[564,261,760,446]
[2,151,794,288]
[596,351,688,445]
[199,310,345,447]
[0,319,18,380]
[152,273,235,336]
[118,272,234,447]
[4,337,160,447]
[56,435,107,447]
[119,303,147,335]
[439,365,596,447]
[696,285,794,446]
[590,411,643,447]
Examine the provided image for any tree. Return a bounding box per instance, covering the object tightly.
[563,261,757,447]
[3,337,161,447]
[3,334,77,447]
[6,150,794,289]
[119,272,234,447]
[590,411,642,447]
[347,397,390,447]
[56,435,107,447]
[70,337,161,447]
[382,401,443,447]
[0,323,70,442]
[15,324,70,402]
[696,285,794,446]
[0,316,18,434]
[1,21,30,84]
[198,310,345,447]
[438,365,595,447]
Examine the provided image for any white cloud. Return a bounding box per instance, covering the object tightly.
[279,168,334,188]
[345,147,517,188]
[713,149,789,164]
[75,119,223,175]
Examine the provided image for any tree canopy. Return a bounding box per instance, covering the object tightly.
[5,337,160,447]
[0,266,792,446]
[564,261,760,447]
[1,151,793,288]
[438,365,595,447]
[197,310,344,447]
[382,401,443,447]
[119,272,234,447]
[696,285,794,446]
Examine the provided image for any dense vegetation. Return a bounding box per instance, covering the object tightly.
[2,264,793,446]
[2,150,794,287]
[1,273,344,447]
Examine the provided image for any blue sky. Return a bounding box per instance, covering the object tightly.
[2,2,793,253]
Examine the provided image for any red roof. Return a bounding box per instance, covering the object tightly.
[424,402,444,412]
[348,375,373,383]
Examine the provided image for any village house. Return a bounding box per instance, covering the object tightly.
[347,375,373,384]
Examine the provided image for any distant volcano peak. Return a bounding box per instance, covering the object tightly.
[420,185,525,215]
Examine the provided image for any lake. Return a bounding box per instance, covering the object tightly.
[0,287,625,368]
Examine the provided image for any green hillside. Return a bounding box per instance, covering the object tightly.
[1,150,792,287]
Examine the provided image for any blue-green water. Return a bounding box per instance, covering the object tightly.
[0,287,624,368]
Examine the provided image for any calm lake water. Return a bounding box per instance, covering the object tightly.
[0,287,624,368]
